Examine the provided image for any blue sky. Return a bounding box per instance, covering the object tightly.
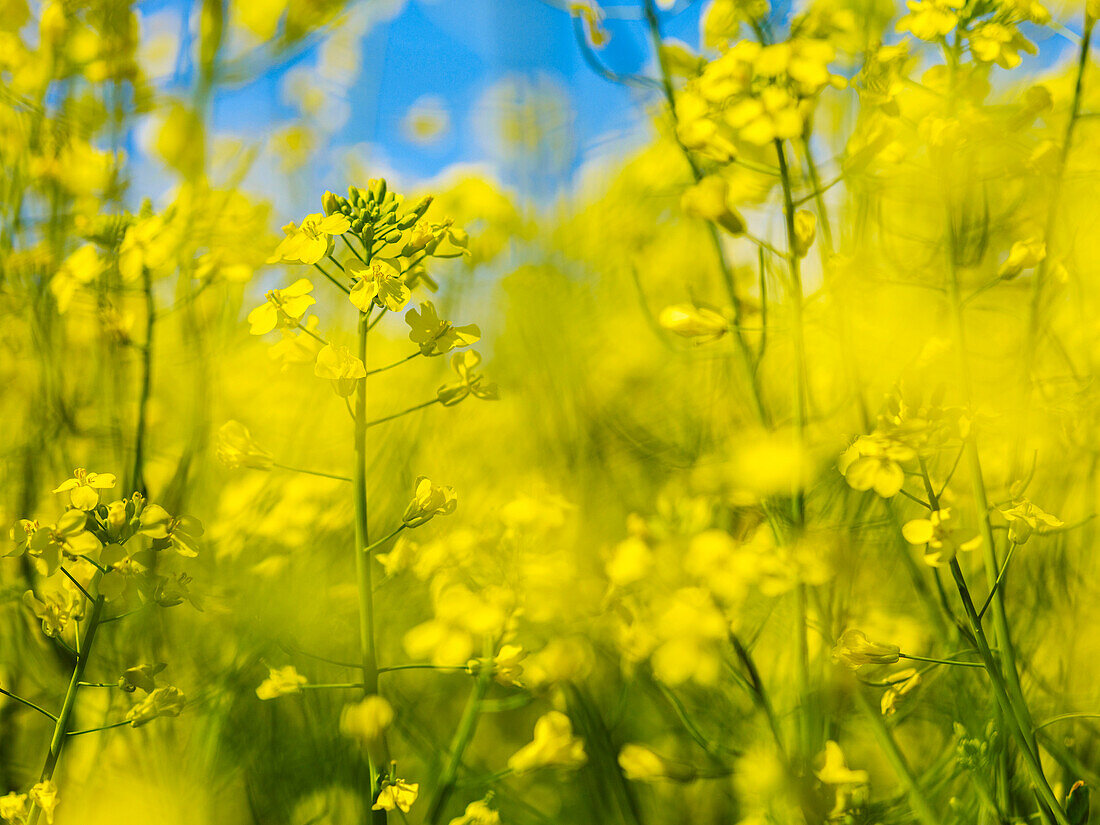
[129,0,1084,215]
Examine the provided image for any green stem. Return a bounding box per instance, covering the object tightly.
[1034,712,1100,731]
[273,461,351,483]
[129,265,154,496]
[66,720,130,736]
[28,575,106,825]
[363,525,406,556]
[366,351,422,376]
[354,305,389,824]
[425,640,494,824]
[0,687,57,722]
[948,561,1069,825]
[313,262,350,294]
[363,398,441,430]
[977,542,1018,622]
[898,653,983,668]
[854,688,942,825]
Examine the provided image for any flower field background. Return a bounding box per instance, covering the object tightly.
[3,1,1100,824]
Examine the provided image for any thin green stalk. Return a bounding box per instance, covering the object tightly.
[366,351,422,376]
[354,303,388,824]
[28,574,106,825]
[66,720,130,736]
[272,461,351,483]
[129,265,154,496]
[363,398,441,430]
[898,653,983,668]
[0,687,57,722]
[948,561,1069,825]
[363,525,406,556]
[425,640,493,824]
[853,688,941,825]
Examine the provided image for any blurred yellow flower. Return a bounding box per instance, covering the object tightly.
[831,629,901,668]
[256,665,307,700]
[902,508,981,567]
[28,781,58,825]
[247,278,316,335]
[373,778,419,813]
[402,476,458,528]
[215,421,274,470]
[314,344,367,398]
[507,711,587,774]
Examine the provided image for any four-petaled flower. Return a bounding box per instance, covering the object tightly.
[437,351,499,407]
[126,685,186,727]
[268,213,351,265]
[831,629,901,669]
[902,507,982,566]
[373,778,419,813]
[23,583,86,639]
[52,468,116,510]
[139,505,204,558]
[406,301,481,356]
[314,343,367,397]
[999,499,1062,545]
[402,476,458,528]
[247,279,316,335]
[349,258,411,313]
[507,710,587,774]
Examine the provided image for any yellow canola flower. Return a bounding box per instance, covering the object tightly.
[23,584,85,639]
[268,213,350,265]
[215,420,274,470]
[447,798,501,825]
[831,629,901,668]
[0,793,28,825]
[838,434,914,498]
[816,741,869,785]
[256,665,307,700]
[28,781,59,825]
[999,498,1062,544]
[52,468,116,510]
[406,301,481,356]
[659,304,729,343]
[896,0,965,41]
[248,278,316,335]
[902,508,982,566]
[969,22,1036,69]
[402,476,458,528]
[373,778,419,813]
[680,175,745,235]
[618,743,694,782]
[51,244,104,313]
[437,351,499,406]
[507,711,587,774]
[880,668,921,716]
[125,685,185,727]
[793,209,816,258]
[138,505,204,558]
[998,237,1046,280]
[14,511,101,576]
[340,695,394,747]
[314,344,367,398]
[349,257,410,313]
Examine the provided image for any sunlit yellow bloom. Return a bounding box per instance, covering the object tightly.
[119,662,166,693]
[896,0,965,41]
[651,587,728,685]
[880,668,921,716]
[11,512,100,577]
[999,499,1062,544]
[793,209,816,258]
[248,279,316,335]
[215,420,274,470]
[28,781,58,825]
[51,244,104,313]
[139,505,204,557]
[998,237,1046,280]
[0,793,28,825]
[831,629,901,668]
[23,585,85,639]
[437,351,499,406]
[268,213,350,265]
[314,344,366,397]
[402,476,458,528]
[491,643,527,687]
[340,695,394,746]
[902,508,982,566]
[658,304,729,343]
[256,665,307,700]
[406,301,481,356]
[618,743,693,782]
[680,175,745,235]
[126,685,185,727]
[447,798,501,825]
[507,711,587,774]
[816,741,869,785]
[606,536,654,587]
[373,778,419,813]
[349,257,410,313]
[53,468,116,510]
[838,435,914,498]
[969,22,1036,69]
